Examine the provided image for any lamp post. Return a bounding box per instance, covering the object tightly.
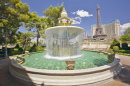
[1,28,12,58]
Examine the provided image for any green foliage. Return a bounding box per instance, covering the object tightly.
[16,31,34,50]
[29,43,37,52]
[120,27,130,41]
[117,53,130,56]
[110,38,120,49]
[15,44,20,48]
[0,0,30,28]
[113,46,119,53]
[0,0,30,45]
[25,12,48,46]
[107,49,114,53]
[0,46,23,56]
[36,46,44,51]
[0,43,44,58]
[120,34,130,41]
[117,50,130,56]
[43,3,63,26]
[29,43,44,52]
[118,50,130,54]
[122,42,128,50]
[124,27,130,35]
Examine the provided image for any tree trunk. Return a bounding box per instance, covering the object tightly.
[37,30,39,46]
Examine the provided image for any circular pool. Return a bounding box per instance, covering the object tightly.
[9,51,121,86]
[22,51,108,70]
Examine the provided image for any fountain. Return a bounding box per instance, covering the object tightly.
[9,25,121,86]
[9,8,121,86]
[45,26,84,60]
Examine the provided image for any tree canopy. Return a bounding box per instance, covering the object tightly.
[43,3,63,27]
[110,38,120,49]
[120,27,130,41]
[16,31,35,50]
[0,0,30,45]
[0,0,30,30]
[124,27,130,35]
[24,12,49,46]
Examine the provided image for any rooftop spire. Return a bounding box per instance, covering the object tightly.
[97,4,101,28]
[61,8,67,17]
[97,4,100,10]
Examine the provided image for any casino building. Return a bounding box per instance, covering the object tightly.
[91,19,120,40]
[91,5,120,41]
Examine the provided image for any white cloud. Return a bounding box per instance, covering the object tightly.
[41,16,45,18]
[71,17,82,24]
[72,20,81,24]
[120,23,130,33]
[72,10,93,17]
[75,17,82,22]
[72,12,76,15]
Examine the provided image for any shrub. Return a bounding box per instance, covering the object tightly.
[36,46,44,51]
[122,42,128,50]
[107,49,114,53]
[29,43,37,52]
[118,50,130,54]
[29,44,44,52]
[15,44,20,48]
[110,38,120,49]
[113,46,119,53]
[9,48,23,55]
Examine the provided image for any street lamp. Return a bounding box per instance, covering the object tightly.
[1,28,12,58]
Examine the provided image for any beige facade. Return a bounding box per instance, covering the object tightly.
[91,20,120,39]
[58,8,70,24]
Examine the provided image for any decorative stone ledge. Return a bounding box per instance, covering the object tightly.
[9,52,121,86]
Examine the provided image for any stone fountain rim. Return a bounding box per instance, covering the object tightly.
[11,52,120,75]
[46,26,84,31]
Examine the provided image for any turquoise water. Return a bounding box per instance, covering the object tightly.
[22,51,108,70]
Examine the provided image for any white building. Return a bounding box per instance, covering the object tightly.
[91,19,120,39]
[83,31,88,39]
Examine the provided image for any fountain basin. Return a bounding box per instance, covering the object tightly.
[18,51,109,70]
[9,52,121,86]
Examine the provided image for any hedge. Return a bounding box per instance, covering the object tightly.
[0,44,45,58]
[118,50,130,54]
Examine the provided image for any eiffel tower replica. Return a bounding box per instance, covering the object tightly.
[93,5,107,41]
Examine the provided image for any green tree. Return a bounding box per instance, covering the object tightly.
[16,31,35,50]
[0,0,30,45]
[25,12,48,46]
[124,27,130,35]
[43,3,63,27]
[122,42,128,50]
[120,34,130,41]
[120,27,130,41]
[110,38,120,49]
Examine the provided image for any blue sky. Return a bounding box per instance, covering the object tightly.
[19,0,130,36]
